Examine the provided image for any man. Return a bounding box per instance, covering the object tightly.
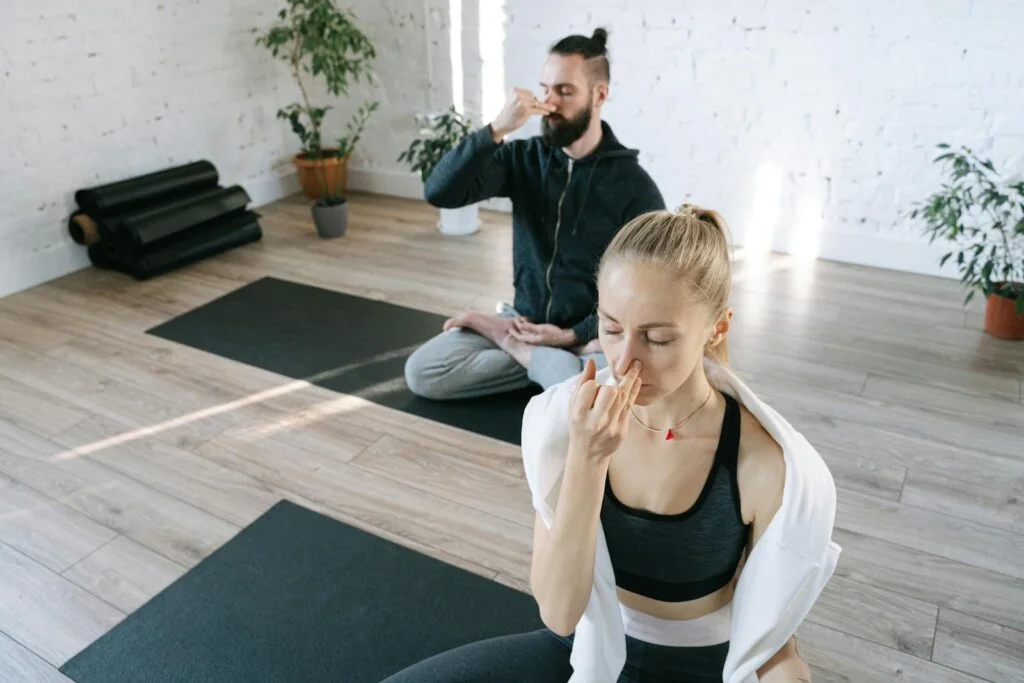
[404,27,665,400]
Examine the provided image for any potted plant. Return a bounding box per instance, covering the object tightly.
[255,0,378,202]
[398,106,479,236]
[909,143,1024,339]
[306,100,378,238]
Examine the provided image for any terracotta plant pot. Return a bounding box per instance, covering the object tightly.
[293,150,349,200]
[983,289,1024,340]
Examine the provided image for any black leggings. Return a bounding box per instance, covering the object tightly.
[377,628,729,683]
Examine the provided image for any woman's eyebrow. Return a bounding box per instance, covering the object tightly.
[597,309,678,329]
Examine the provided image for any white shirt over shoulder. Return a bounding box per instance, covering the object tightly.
[521,360,842,683]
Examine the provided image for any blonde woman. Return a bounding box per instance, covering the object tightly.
[382,206,840,682]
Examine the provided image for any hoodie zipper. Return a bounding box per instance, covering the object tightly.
[544,158,573,322]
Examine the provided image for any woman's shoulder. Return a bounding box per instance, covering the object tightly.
[734,402,786,526]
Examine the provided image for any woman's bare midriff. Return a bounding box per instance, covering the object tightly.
[616,569,739,621]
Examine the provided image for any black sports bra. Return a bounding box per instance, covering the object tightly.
[600,394,750,602]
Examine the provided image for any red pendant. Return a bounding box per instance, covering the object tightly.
[665,429,674,441]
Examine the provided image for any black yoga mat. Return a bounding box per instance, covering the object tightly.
[60,499,544,683]
[74,160,219,215]
[104,185,251,246]
[147,276,540,445]
[89,210,263,280]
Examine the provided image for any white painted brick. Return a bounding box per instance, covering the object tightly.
[376,0,1016,279]
[6,0,1024,296]
[0,0,441,297]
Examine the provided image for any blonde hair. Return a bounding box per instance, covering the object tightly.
[598,203,733,365]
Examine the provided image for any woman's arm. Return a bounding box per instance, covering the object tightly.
[757,636,812,682]
[736,409,813,681]
[528,359,643,636]
[529,453,608,636]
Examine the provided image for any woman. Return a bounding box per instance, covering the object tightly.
[381,205,841,682]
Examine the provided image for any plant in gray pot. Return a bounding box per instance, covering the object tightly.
[311,100,378,238]
[398,107,478,236]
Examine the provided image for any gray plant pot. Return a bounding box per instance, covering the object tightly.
[311,199,348,238]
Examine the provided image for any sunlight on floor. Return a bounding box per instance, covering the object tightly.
[50,345,423,462]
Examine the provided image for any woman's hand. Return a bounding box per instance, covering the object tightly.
[569,358,642,463]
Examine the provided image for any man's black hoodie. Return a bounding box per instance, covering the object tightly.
[424,121,665,344]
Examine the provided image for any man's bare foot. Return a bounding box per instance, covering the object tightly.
[499,331,535,368]
[573,338,603,356]
[443,311,515,347]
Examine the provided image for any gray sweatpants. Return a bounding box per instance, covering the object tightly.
[403,307,607,400]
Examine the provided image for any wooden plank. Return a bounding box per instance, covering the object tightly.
[837,489,1024,580]
[797,621,986,683]
[901,469,1024,536]
[62,535,186,615]
[806,574,938,658]
[0,542,124,667]
[0,473,117,573]
[0,631,75,683]
[758,382,1022,461]
[731,331,1021,402]
[349,435,534,527]
[933,608,1024,683]
[0,376,89,438]
[816,450,907,502]
[194,435,533,579]
[832,528,1024,632]
[0,340,227,444]
[863,375,1024,427]
[0,418,240,569]
[52,416,282,528]
[796,417,1024,497]
[730,350,868,397]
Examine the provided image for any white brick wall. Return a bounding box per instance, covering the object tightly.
[4,0,1022,296]
[0,0,438,298]
[371,0,1024,278]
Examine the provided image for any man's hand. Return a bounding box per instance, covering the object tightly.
[490,88,556,141]
[509,317,577,348]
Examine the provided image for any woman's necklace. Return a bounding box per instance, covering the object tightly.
[629,385,714,441]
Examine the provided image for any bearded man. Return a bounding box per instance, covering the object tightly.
[405,27,665,400]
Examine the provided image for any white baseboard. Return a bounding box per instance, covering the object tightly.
[816,232,960,279]
[0,241,92,299]
[348,168,424,200]
[742,224,960,280]
[243,171,302,208]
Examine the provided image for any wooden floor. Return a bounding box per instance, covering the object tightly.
[0,192,1022,682]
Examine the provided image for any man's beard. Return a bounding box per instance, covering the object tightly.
[541,102,592,148]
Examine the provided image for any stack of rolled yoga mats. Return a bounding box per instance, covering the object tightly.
[69,160,263,280]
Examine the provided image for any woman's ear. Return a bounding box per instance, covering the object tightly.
[708,307,733,348]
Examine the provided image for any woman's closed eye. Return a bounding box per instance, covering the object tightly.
[601,328,674,347]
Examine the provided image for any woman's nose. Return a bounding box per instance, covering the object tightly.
[615,349,638,378]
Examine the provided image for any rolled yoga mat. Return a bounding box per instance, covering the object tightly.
[118,210,263,280]
[59,500,544,683]
[70,160,261,278]
[74,160,219,215]
[68,211,102,245]
[147,276,541,445]
[102,185,251,247]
